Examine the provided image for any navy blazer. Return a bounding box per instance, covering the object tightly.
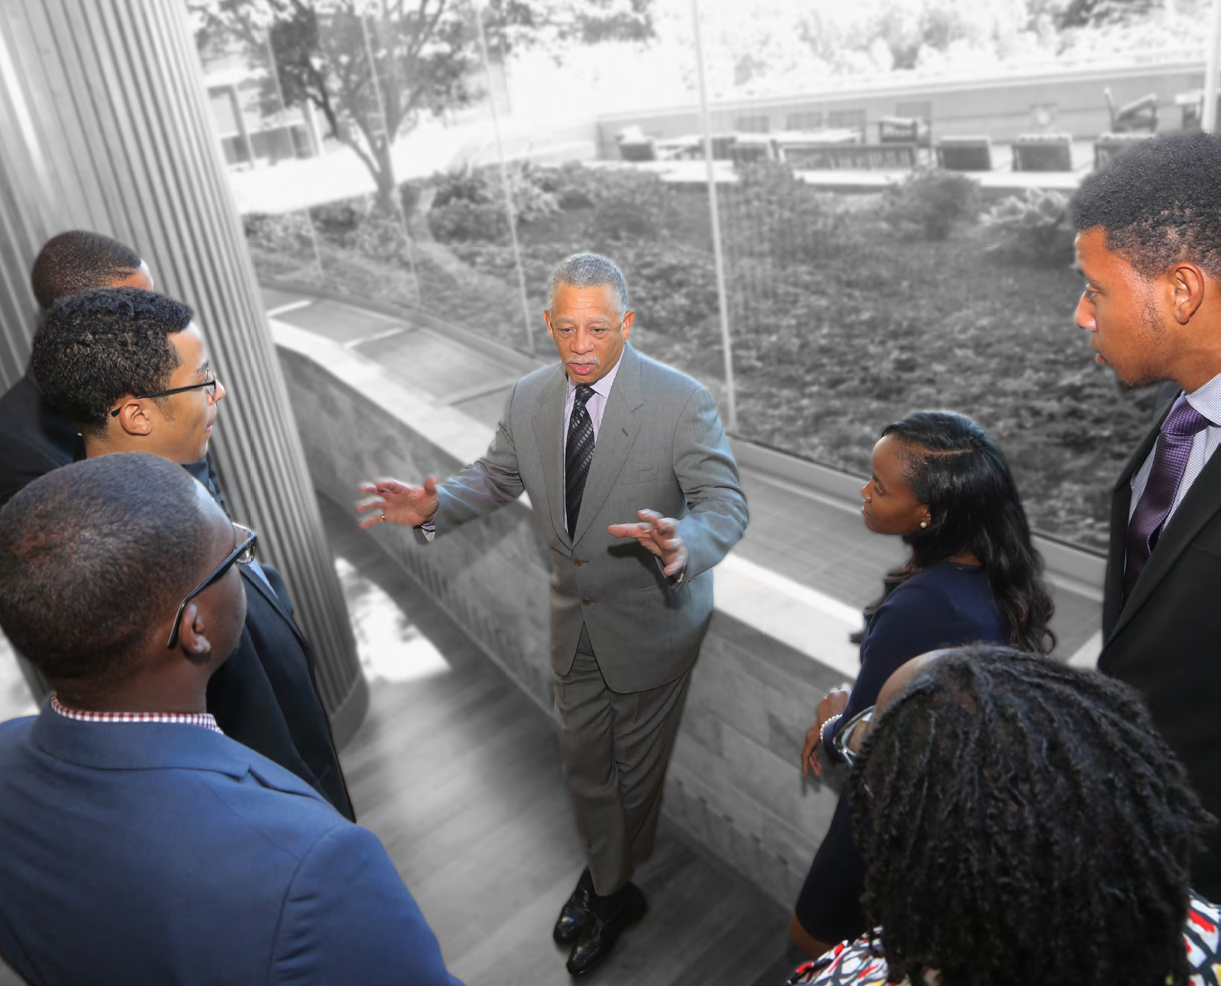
[208,562,355,820]
[0,708,461,986]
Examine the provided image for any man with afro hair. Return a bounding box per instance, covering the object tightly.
[1072,130,1221,897]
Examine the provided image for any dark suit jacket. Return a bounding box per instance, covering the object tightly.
[1100,390,1221,897]
[0,372,352,819]
[0,371,81,506]
[0,708,459,985]
[430,345,748,692]
[208,562,355,820]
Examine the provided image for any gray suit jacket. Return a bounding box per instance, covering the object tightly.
[430,345,747,692]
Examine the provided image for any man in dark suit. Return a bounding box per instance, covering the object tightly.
[1072,130,1221,898]
[360,253,748,974]
[31,286,354,820]
[0,453,459,986]
[0,230,155,506]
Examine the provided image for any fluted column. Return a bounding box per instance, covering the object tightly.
[0,0,368,744]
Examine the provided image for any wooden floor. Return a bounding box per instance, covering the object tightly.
[321,495,808,986]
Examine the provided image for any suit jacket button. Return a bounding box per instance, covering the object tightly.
[582,597,591,606]
[574,558,583,567]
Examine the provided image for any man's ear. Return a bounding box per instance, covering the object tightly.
[113,400,154,438]
[175,602,212,666]
[1170,263,1207,326]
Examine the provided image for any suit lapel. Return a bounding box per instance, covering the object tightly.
[1108,390,1219,643]
[241,566,306,648]
[532,366,570,545]
[573,346,644,545]
[1103,414,1163,635]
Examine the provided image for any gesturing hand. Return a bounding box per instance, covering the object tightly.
[801,687,851,778]
[607,508,688,578]
[356,477,439,530]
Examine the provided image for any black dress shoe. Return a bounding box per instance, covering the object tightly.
[553,868,596,945]
[566,882,647,976]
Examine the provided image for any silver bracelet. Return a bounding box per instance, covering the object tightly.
[819,713,843,747]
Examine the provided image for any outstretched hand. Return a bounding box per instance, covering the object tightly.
[607,508,687,577]
[801,687,851,778]
[356,477,439,530]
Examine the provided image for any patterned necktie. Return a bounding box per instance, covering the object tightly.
[1124,395,1211,601]
[565,385,596,535]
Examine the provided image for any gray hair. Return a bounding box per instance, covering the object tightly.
[548,253,630,314]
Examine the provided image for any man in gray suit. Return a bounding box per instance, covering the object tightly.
[360,253,747,975]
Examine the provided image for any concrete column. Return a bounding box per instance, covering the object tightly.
[0,0,368,745]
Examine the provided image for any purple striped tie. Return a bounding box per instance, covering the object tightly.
[1124,395,1211,601]
[565,385,596,534]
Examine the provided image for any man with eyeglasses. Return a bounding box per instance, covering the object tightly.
[0,230,224,505]
[0,454,460,985]
[30,286,355,821]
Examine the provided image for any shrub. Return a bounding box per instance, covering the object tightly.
[423,162,559,243]
[585,169,674,243]
[538,161,599,209]
[309,199,363,241]
[345,214,413,266]
[880,167,982,241]
[243,211,315,256]
[428,198,511,243]
[981,188,1076,268]
[725,161,852,266]
[620,241,720,333]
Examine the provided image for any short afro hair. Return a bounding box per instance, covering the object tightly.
[1071,130,1221,280]
[851,644,1213,986]
[32,286,193,438]
[31,230,143,309]
[0,453,212,688]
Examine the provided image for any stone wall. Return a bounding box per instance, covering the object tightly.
[277,325,850,907]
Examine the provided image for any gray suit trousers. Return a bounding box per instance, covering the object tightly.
[553,625,692,896]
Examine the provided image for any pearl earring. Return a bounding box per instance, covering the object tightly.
[919,520,928,528]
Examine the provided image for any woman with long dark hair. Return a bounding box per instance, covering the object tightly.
[789,410,1054,958]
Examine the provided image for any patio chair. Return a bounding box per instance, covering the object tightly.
[728,133,774,164]
[1012,133,1073,172]
[935,136,992,171]
[1104,87,1158,134]
[879,115,931,148]
[616,126,656,162]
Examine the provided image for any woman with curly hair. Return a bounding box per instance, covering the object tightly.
[791,410,1054,957]
[789,645,1217,986]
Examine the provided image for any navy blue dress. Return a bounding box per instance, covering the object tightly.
[794,563,1006,944]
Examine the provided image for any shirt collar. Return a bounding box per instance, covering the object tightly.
[50,693,224,735]
[565,350,624,401]
[1185,373,1221,427]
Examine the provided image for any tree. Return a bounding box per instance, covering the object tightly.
[190,0,653,209]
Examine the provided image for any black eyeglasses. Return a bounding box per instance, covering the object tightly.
[111,368,219,417]
[167,522,257,649]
